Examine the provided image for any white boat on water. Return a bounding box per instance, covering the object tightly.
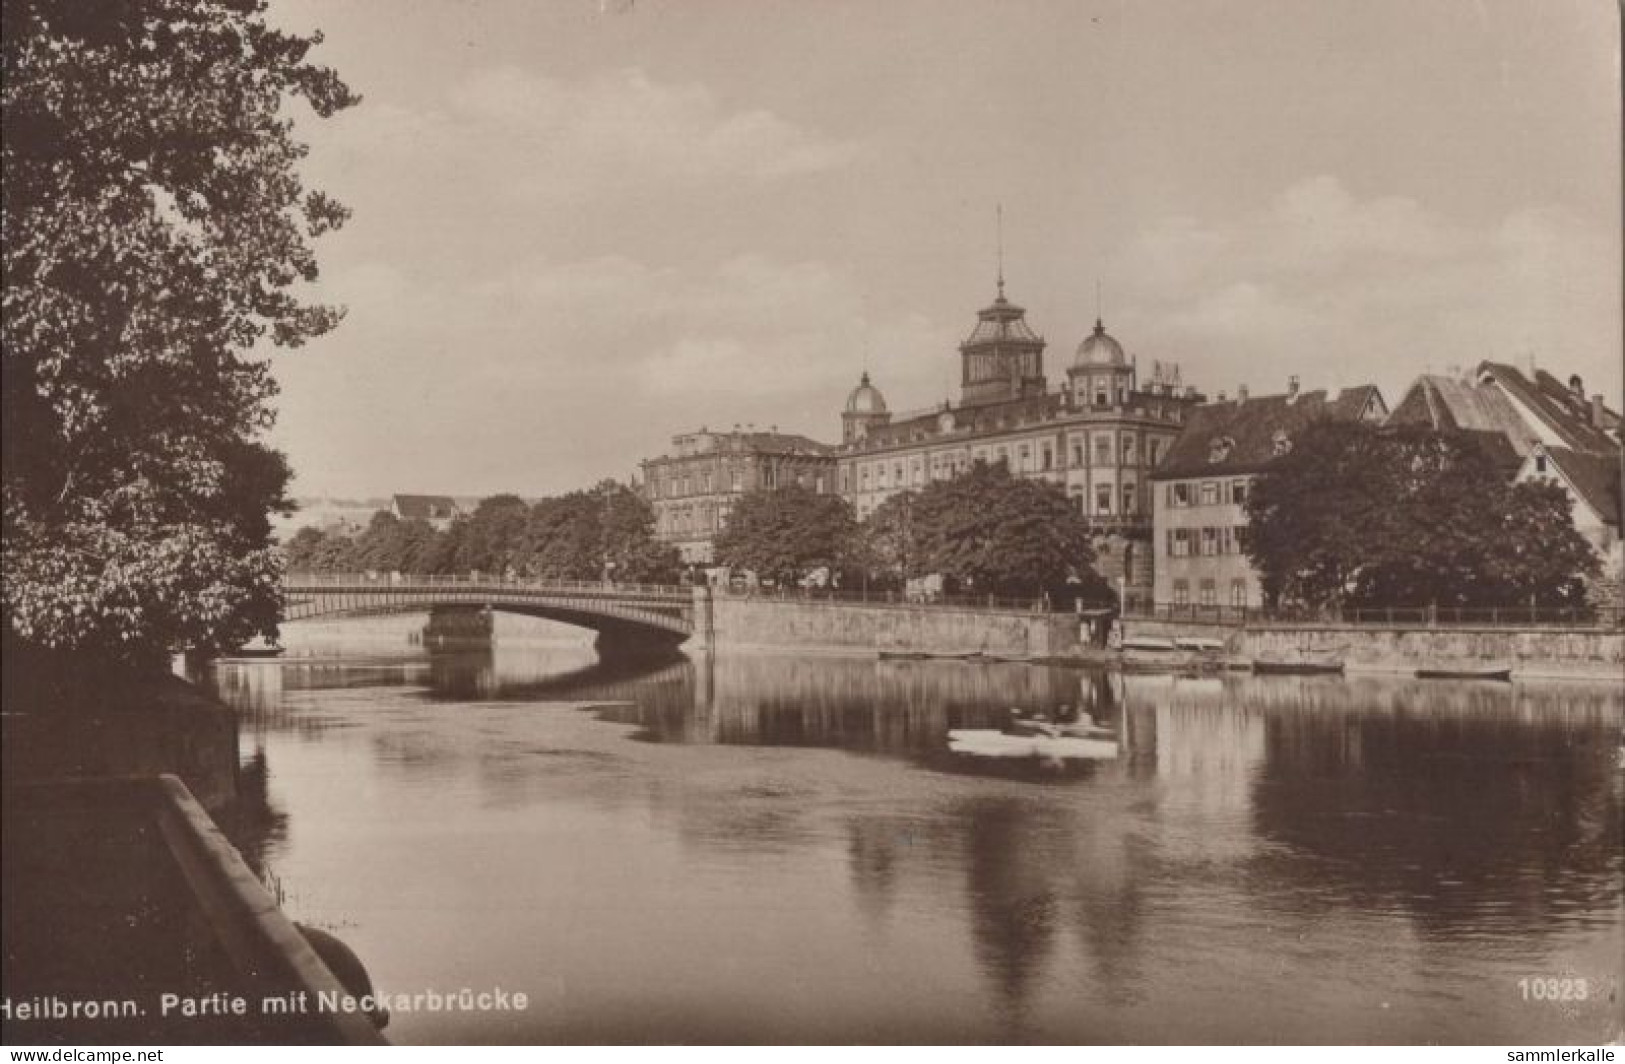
[947,729,1119,760]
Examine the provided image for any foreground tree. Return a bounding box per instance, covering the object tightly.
[1245,423,1600,609]
[2,0,358,663]
[712,485,857,585]
[855,491,922,590]
[911,461,1098,598]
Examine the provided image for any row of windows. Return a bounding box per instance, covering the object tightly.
[847,434,1165,493]
[1167,479,1248,508]
[1164,526,1248,557]
[653,467,826,498]
[1069,482,1139,516]
[659,501,734,537]
[1171,578,1249,608]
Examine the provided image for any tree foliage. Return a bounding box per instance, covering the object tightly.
[2,0,358,662]
[908,461,1098,597]
[854,490,922,589]
[279,482,679,585]
[712,485,857,585]
[1244,422,1600,609]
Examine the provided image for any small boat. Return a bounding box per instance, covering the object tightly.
[947,729,1118,761]
[877,650,933,661]
[1120,636,1177,653]
[224,645,285,659]
[1252,653,1344,675]
[1415,665,1512,682]
[1173,636,1227,652]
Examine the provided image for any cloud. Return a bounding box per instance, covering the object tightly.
[1118,176,1620,399]
[271,251,949,495]
[322,66,854,209]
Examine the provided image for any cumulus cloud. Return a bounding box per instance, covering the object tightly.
[1118,176,1619,400]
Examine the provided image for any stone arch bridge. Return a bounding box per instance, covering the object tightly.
[282,574,710,657]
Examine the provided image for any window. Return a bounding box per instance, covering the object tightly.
[1172,483,1192,506]
[1199,579,1217,607]
[702,472,713,493]
[1200,527,1218,556]
[1019,444,1031,472]
[1122,433,1136,464]
[1122,483,1136,514]
[1173,579,1190,606]
[1148,440,1163,466]
[1230,579,1247,608]
[1095,484,1113,514]
[1167,529,1192,557]
[1041,444,1053,471]
[1200,481,1219,505]
[1230,480,1248,505]
[1071,441,1085,467]
[1070,487,1085,513]
[1535,454,1548,474]
[1094,434,1114,465]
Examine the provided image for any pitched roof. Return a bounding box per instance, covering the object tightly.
[1479,363,1621,455]
[1151,386,1385,480]
[391,494,460,520]
[1387,374,1535,450]
[1544,447,1622,528]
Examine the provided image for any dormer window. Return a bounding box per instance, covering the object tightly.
[1271,429,1292,457]
[1208,436,1234,463]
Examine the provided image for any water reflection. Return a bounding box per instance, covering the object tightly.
[206,637,1624,1044]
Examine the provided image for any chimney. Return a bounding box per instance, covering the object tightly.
[1287,375,1300,401]
[1569,374,1584,398]
[1237,385,1249,403]
[1592,394,1607,428]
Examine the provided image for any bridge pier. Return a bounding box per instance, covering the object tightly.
[688,584,714,652]
[422,605,494,648]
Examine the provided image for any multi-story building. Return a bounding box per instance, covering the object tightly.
[390,494,462,531]
[640,427,836,564]
[835,279,1204,591]
[1148,379,1388,609]
[1389,361,1622,592]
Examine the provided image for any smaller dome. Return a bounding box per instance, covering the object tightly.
[1074,319,1127,368]
[845,371,888,414]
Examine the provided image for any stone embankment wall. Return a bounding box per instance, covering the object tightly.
[1125,618,1623,680]
[709,595,1086,658]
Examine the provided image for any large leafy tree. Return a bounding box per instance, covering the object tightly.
[712,485,857,585]
[1245,422,1599,609]
[454,494,529,574]
[855,490,922,589]
[910,461,1098,597]
[2,0,358,663]
[522,482,678,583]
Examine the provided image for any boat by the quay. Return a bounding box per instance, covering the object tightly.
[1415,665,1513,682]
[1252,651,1346,675]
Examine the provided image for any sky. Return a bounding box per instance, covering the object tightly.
[263,0,1622,499]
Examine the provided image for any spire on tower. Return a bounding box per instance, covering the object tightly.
[995,203,1005,299]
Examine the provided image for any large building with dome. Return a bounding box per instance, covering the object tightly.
[833,277,1204,595]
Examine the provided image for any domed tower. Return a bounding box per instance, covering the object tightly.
[959,279,1047,406]
[842,371,891,442]
[1067,318,1136,408]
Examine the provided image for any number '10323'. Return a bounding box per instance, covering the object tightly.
[1518,978,1588,1001]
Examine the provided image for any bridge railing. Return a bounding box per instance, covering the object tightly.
[283,572,691,599]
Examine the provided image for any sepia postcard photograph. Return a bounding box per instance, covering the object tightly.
[2,0,1622,1050]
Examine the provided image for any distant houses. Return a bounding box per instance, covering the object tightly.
[389,494,463,531]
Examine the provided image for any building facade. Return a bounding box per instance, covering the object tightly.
[835,281,1204,592]
[640,428,837,564]
[1149,380,1388,609]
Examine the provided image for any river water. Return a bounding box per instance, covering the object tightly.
[205,620,1624,1045]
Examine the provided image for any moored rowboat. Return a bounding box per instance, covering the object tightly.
[1415,665,1512,681]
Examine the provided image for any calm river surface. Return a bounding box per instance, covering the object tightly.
[205,619,1624,1044]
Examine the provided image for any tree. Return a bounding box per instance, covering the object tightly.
[910,461,1098,598]
[712,485,857,585]
[2,0,358,663]
[1245,422,1600,609]
[855,490,922,590]
[520,482,678,583]
[454,495,529,574]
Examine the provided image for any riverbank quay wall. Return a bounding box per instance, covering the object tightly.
[704,594,1086,658]
[1124,617,1624,680]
